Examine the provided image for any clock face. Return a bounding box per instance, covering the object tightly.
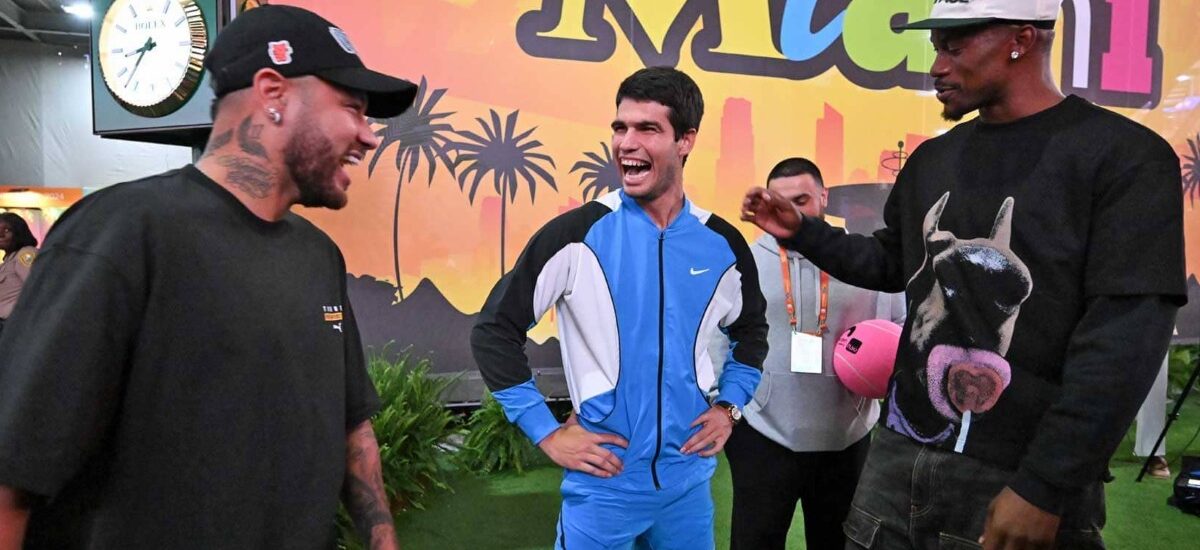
[97,0,208,118]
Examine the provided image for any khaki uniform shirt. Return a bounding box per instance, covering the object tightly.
[0,246,37,318]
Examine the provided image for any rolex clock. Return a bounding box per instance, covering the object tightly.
[91,0,219,146]
[97,0,208,118]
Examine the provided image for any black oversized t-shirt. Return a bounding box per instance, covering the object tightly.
[0,166,380,549]
[785,96,1186,502]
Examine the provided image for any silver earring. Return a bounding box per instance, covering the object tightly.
[1010,51,1020,60]
[267,107,282,124]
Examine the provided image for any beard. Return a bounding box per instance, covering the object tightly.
[284,122,347,209]
[941,106,966,122]
[940,85,1002,122]
[940,95,976,122]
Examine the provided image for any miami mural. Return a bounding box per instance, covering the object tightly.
[271,0,1200,401]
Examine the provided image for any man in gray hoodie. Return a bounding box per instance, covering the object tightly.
[722,158,905,549]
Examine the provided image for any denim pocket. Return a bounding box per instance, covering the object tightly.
[938,532,982,549]
[843,504,881,548]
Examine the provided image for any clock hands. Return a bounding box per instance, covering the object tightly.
[124,36,157,89]
[124,36,158,57]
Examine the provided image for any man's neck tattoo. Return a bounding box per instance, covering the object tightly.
[209,115,277,198]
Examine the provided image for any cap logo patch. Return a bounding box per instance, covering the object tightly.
[268,40,294,65]
[329,27,357,54]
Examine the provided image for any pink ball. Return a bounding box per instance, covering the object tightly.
[833,319,902,399]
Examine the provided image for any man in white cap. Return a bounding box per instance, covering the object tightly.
[742,1,1186,548]
[0,5,416,549]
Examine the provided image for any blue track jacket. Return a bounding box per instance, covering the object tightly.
[472,190,768,492]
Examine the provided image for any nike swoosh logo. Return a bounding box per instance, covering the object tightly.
[690,268,710,276]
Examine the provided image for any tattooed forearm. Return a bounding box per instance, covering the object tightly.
[345,476,392,545]
[236,116,269,159]
[217,156,275,198]
[344,421,397,550]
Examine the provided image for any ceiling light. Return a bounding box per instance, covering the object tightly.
[63,3,94,19]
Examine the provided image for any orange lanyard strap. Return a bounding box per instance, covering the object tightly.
[816,270,829,336]
[778,247,797,330]
[778,246,829,336]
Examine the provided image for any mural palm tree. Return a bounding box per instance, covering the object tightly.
[571,142,622,201]
[455,110,557,276]
[1183,133,1200,207]
[366,77,457,302]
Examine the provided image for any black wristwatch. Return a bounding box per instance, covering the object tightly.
[715,401,742,425]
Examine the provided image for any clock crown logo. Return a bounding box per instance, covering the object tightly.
[268,40,295,65]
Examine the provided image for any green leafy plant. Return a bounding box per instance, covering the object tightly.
[336,348,462,549]
[462,392,545,475]
[1168,344,1200,399]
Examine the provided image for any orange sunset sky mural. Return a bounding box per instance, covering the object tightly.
[265,0,1200,396]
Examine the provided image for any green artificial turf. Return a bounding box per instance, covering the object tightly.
[395,400,1200,549]
[1102,398,1200,549]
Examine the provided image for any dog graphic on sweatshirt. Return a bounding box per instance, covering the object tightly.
[888,192,1032,447]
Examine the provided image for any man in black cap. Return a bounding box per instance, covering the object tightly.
[742,0,1186,548]
[0,5,415,549]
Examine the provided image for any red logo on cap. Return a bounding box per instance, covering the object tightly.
[268,40,294,65]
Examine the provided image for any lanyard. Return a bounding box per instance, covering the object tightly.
[778,246,829,336]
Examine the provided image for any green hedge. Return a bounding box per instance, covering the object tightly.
[334,350,568,547]
[462,392,545,475]
[337,349,461,549]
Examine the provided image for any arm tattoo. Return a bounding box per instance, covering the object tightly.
[236,116,270,159]
[344,423,394,548]
[345,477,392,545]
[216,156,275,198]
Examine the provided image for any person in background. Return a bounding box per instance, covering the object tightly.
[0,213,38,336]
[1134,354,1172,478]
[722,157,905,550]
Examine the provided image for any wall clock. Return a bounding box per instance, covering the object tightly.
[96,0,209,118]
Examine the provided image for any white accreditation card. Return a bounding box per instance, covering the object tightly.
[790,331,823,374]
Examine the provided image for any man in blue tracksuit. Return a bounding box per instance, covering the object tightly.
[471,67,767,549]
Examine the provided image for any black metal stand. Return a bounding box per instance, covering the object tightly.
[1138,356,1200,482]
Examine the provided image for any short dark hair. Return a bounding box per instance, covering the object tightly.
[615,67,704,140]
[766,157,824,188]
[209,95,224,120]
[208,75,227,120]
[0,213,37,250]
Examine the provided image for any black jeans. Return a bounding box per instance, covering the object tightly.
[843,428,1106,549]
[726,422,871,550]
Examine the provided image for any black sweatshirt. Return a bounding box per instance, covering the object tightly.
[783,96,1187,513]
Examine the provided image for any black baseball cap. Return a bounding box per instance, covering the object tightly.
[205,5,416,118]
